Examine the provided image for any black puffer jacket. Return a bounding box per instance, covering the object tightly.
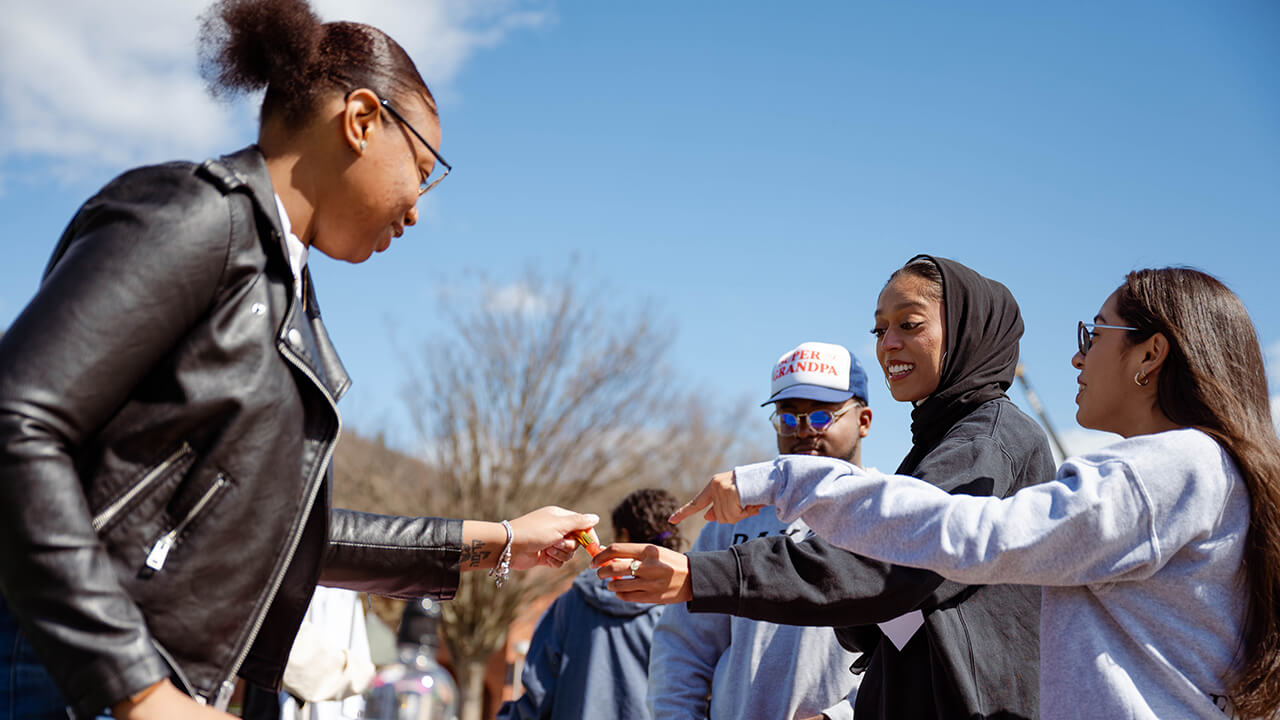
[0,146,461,718]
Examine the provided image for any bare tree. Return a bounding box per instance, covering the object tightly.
[383,266,758,720]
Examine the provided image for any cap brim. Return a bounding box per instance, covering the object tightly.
[761,385,855,407]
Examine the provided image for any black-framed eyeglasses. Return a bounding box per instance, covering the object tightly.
[379,99,452,196]
[770,403,859,436]
[1078,321,1137,355]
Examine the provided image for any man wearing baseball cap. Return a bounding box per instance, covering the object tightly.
[647,342,872,720]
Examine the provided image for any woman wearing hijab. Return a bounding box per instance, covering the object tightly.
[662,267,1280,720]
[597,255,1053,719]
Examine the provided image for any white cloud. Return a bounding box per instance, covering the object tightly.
[484,283,547,315]
[0,0,549,182]
[312,0,551,87]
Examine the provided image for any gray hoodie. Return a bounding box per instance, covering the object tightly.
[499,568,664,720]
[735,428,1249,720]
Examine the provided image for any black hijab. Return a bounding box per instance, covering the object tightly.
[897,255,1023,474]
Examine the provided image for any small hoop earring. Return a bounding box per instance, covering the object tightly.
[1133,371,1150,387]
[884,378,892,391]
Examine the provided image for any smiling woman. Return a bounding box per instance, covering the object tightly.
[0,1,596,718]
[873,256,946,403]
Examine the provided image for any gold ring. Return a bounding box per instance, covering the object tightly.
[628,559,641,575]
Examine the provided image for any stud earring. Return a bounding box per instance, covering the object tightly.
[1133,370,1150,387]
[359,139,368,152]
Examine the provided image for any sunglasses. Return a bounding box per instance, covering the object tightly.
[770,403,859,436]
[1078,320,1137,355]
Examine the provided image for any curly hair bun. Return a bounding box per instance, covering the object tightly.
[196,0,434,129]
[198,0,321,101]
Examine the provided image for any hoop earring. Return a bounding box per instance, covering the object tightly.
[884,378,892,391]
[1133,370,1150,387]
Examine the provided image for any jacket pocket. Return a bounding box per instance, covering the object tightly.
[92,442,196,535]
[142,472,231,574]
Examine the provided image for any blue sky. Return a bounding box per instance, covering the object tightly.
[2,1,1277,473]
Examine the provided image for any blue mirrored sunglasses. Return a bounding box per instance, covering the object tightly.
[769,403,858,436]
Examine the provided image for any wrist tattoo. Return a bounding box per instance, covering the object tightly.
[460,540,491,569]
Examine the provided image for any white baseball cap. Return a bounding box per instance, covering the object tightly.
[763,341,869,406]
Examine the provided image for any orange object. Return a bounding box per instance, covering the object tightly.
[574,529,603,557]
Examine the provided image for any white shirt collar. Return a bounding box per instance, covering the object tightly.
[274,193,309,300]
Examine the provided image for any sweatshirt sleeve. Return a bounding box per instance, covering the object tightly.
[821,696,856,720]
[687,433,1027,625]
[687,532,944,626]
[735,449,1171,586]
[648,526,732,720]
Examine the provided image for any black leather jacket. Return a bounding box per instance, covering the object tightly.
[0,146,462,718]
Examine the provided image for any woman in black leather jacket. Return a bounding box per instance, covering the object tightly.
[0,2,596,718]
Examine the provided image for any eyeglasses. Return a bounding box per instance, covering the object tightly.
[1077,321,1137,355]
[770,403,859,436]
[379,99,452,196]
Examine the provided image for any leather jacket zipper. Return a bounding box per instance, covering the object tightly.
[144,475,228,572]
[92,442,193,534]
[212,343,341,711]
[151,639,198,698]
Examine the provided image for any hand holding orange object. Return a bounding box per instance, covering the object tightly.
[591,543,693,605]
[574,528,603,557]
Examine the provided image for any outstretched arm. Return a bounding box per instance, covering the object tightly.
[732,453,1165,586]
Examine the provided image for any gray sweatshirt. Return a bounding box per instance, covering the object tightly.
[734,428,1249,720]
[648,507,860,720]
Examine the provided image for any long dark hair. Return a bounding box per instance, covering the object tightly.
[197,0,436,128]
[1115,267,1280,715]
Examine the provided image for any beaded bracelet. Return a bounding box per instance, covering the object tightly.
[489,520,513,587]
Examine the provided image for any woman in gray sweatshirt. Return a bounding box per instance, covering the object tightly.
[669,267,1280,720]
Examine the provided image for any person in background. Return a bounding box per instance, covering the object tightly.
[0,1,594,718]
[278,587,375,720]
[597,255,1050,720]
[499,489,685,720]
[668,267,1280,720]
[648,341,869,720]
